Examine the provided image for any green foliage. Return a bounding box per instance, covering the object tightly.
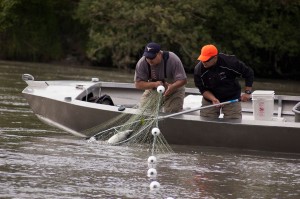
[76,0,210,69]
[0,0,60,60]
[76,0,299,77]
[205,0,300,77]
[0,0,87,62]
[0,0,299,78]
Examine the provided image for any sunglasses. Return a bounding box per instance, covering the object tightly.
[203,56,216,63]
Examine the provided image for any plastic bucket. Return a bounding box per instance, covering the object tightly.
[292,102,300,122]
[252,90,275,121]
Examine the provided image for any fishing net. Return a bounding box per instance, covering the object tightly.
[85,88,173,154]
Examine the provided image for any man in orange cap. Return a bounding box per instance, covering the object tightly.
[194,44,254,119]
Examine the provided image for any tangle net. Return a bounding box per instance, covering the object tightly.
[85,90,173,154]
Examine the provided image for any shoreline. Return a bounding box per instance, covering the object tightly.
[1,60,300,95]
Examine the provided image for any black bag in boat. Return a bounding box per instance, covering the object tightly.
[88,94,114,106]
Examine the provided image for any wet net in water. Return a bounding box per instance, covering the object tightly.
[85,89,173,154]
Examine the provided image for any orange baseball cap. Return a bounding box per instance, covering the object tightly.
[197,44,218,61]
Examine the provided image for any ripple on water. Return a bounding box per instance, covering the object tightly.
[1,62,300,198]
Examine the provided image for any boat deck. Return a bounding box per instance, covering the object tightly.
[23,80,299,123]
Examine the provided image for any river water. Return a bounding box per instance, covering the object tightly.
[0,61,299,199]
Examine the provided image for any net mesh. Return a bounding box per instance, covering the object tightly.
[85,90,173,154]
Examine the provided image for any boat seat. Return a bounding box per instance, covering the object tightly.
[183,95,202,109]
[182,95,202,115]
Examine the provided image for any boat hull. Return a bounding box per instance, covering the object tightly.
[160,117,300,153]
[22,79,300,153]
[23,93,126,135]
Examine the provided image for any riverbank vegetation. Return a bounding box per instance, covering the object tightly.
[0,0,299,79]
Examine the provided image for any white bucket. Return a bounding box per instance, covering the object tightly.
[252,90,275,121]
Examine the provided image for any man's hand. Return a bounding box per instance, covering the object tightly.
[240,93,251,102]
[163,79,187,96]
[135,80,163,90]
[163,82,174,96]
[155,81,163,88]
[211,98,221,107]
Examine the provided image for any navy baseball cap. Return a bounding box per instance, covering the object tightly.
[143,42,161,59]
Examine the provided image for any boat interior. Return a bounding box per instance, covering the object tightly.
[74,82,300,123]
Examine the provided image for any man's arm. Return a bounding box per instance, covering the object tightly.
[135,80,163,90]
[202,90,220,105]
[234,60,254,102]
[194,62,207,94]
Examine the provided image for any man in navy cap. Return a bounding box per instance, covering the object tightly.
[134,42,187,113]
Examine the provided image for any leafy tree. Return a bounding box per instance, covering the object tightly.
[76,0,300,78]
[0,0,60,60]
[0,0,87,62]
[0,0,299,79]
[205,0,300,77]
[76,0,210,70]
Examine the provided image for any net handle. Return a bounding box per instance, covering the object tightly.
[158,99,239,120]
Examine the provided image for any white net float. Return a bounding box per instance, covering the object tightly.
[147,156,157,164]
[149,181,160,191]
[147,168,157,178]
[157,85,165,94]
[151,127,161,136]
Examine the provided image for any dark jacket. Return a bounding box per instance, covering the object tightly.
[194,53,254,102]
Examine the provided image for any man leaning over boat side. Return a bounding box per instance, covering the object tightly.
[134,42,187,113]
[194,44,254,119]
